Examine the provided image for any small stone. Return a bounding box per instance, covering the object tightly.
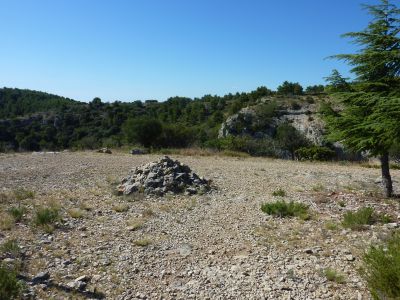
[345,254,355,261]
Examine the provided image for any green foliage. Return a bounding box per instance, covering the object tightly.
[0,264,23,300]
[205,136,279,157]
[272,189,286,197]
[324,268,346,284]
[295,146,336,161]
[276,123,309,159]
[305,85,325,94]
[331,0,400,87]
[361,232,400,299]
[34,207,59,226]
[261,200,310,220]
[324,69,351,93]
[277,81,303,95]
[323,93,400,156]
[123,117,162,148]
[7,206,25,223]
[342,207,375,230]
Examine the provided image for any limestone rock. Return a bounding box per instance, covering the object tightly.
[118,156,211,196]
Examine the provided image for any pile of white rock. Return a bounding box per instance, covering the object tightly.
[118,156,210,196]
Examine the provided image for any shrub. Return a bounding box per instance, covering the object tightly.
[272,189,286,197]
[34,207,59,226]
[261,201,310,220]
[0,264,22,300]
[342,207,375,230]
[13,188,35,201]
[7,207,25,223]
[295,146,336,161]
[361,232,400,299]
[324,268,346,284]
[0,240,20,258]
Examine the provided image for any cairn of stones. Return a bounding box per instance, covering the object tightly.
[118,156,210,196]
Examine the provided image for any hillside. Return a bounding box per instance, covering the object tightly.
[0,88,83,118]
[0,87,332,156]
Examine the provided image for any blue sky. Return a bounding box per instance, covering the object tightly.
[0,0,383,102]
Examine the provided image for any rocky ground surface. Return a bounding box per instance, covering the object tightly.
[0,151,399,299]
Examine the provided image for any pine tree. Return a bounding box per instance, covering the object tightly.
[325,0,400,197]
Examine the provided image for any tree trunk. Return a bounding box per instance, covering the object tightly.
[380,153,393,198]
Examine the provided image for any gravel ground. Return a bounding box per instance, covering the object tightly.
[0,151,399,299]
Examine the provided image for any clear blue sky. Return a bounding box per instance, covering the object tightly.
[0,0,384,102]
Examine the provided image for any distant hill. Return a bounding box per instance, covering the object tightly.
[0,88,82,119]
[0,86,334,156]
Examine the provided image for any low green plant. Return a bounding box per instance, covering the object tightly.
[0,240,20,258]
[7,206,25,223]
[361,232,400,299]
[34,207,59,226]
[325,221,339,231]
[324,268,346,284]
[272,189,286,197]
[342,207,374,230]
[295,146,336,161]
[378,213,393,224]
[0,264,23,300]
[13,188,35,201]
[261,200,310,220]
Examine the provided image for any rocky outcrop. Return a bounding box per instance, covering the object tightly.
[118,156,210,196]
[218,102,325,145]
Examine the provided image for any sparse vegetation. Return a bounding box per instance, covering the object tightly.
[324,268,346,284]
[0,213,14,230]
[134,238,152,247]
[325,221,339,231]
[0,264,23,300]
[142,208,154,218]
[342,207,375,230]
[0,240,20,258]
[261,201,310,220]
[7,206,25,223]
[68,208,86,218]
[113,203,129,213]
[13,188,35,201]
[272,189,286,197]
[127,218,146,231]
[34,207,59,226]
[361,232,400,299]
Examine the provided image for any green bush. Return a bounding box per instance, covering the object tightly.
[342,207,375,230]
[34,207,59,226]
[205,136,278,157]
[261,200,310,220]
[361,232,400,299]
[0,264,22,300]
[295,146,336,161]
